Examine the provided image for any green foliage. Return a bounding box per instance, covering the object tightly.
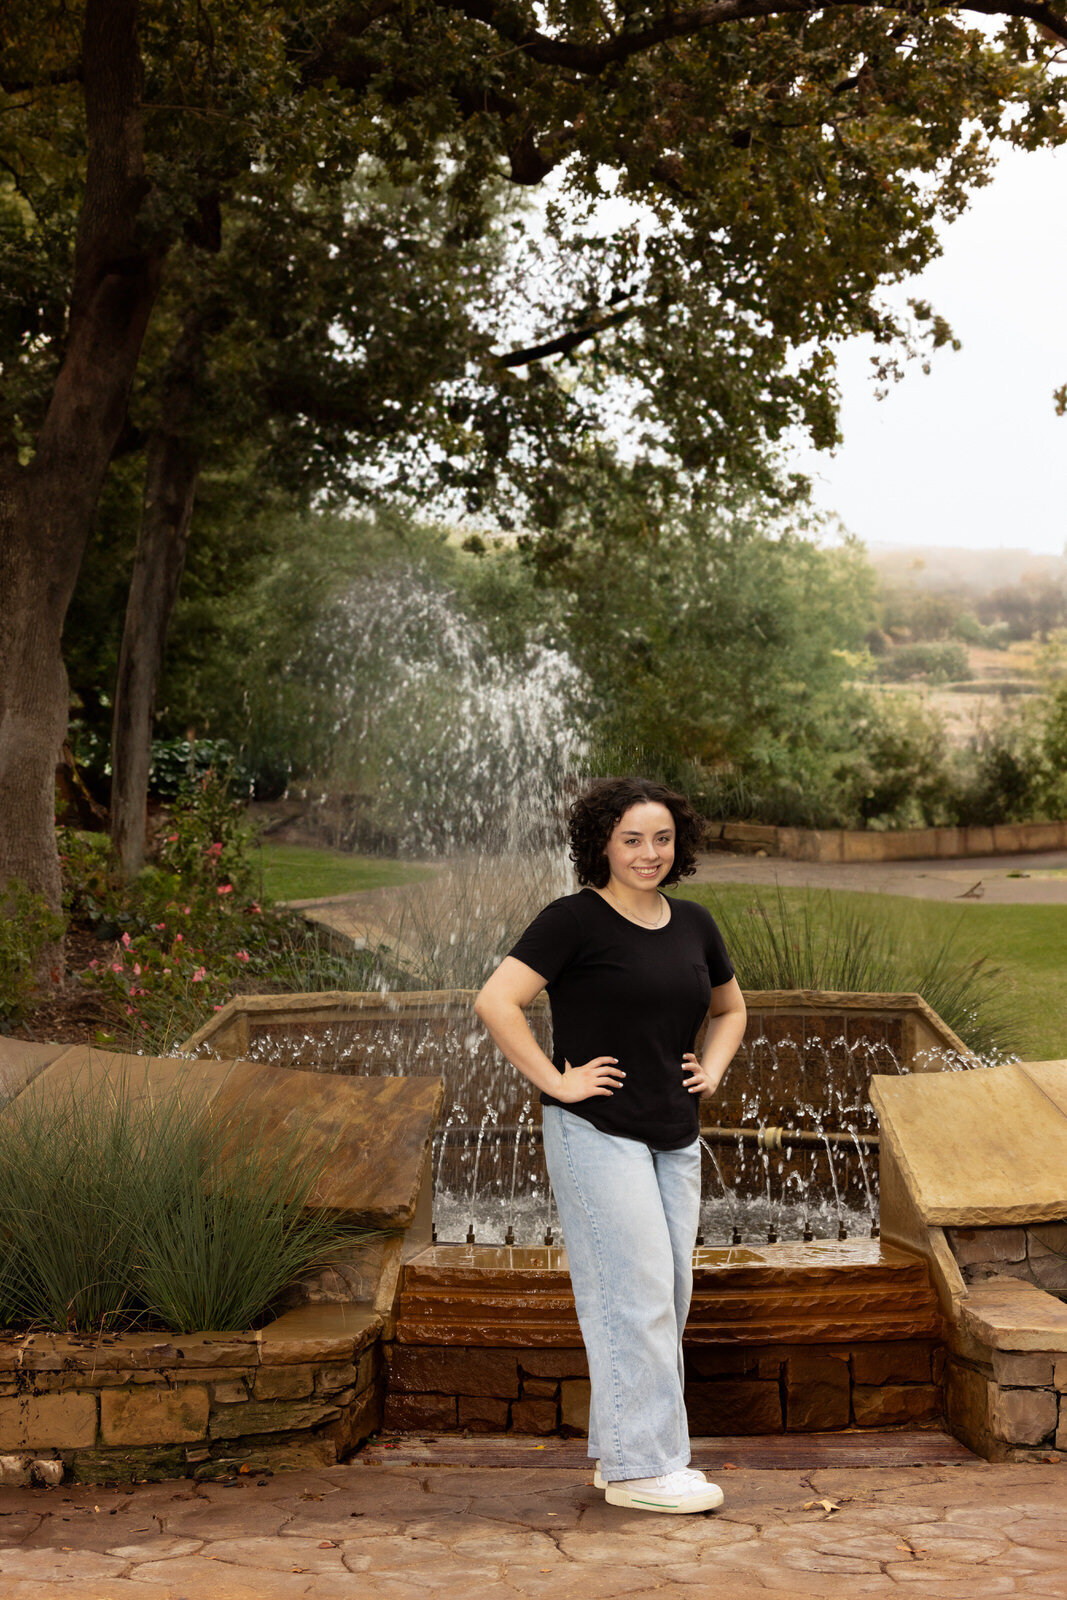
[689,887,1019,1061]
[149,738,251,801]
[0,883,66,1023]
[0,1078,371,1334]
[877,640,972,683]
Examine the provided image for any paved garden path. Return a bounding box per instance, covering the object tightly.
[0,1456,1065,1600]
[691,849,1067,903]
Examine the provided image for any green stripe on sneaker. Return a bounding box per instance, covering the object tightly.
[632,1497,680,1507]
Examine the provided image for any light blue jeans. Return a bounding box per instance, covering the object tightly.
[542,1104,701,1483]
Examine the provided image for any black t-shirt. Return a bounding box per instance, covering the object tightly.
[507,888,735,1150]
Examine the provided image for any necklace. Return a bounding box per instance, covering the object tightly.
[604,885,668,929]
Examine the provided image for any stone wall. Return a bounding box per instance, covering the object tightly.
[942,1230,1067,1462]
[707,819,1067,863]
[383,1339,943,1437]
[0,1306,384,1486]
[947,1225,1067,1297]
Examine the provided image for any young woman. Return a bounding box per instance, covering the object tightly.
[475,776,746,1513]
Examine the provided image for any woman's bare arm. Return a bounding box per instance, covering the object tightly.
[474,957,625,1104]
[682,976,747,1098]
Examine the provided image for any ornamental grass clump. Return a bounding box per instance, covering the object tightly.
[0,1074,372,1335]
[700,887,1020,1062]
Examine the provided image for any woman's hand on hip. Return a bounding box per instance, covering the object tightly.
[682,1052,715,1096]
[556,1056,626,1103]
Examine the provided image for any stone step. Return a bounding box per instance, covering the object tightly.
[396,1239,944,1347]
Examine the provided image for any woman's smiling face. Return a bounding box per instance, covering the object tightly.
[603,801,676,892]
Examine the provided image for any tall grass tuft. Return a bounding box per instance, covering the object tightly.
[0,1073,375,1334]
[699,887,1020,1061]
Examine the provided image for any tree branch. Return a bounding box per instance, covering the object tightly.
[431,0,1067,73]
[495,301,641,366]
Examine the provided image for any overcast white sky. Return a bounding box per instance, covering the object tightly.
[790,141,1067,556]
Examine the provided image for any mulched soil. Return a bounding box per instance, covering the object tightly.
[7,925,118,1046]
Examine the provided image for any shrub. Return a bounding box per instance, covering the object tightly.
[0,884,66,1024]
[877,640,972,683]
[0,1073,376,1334]
[149,737,251,801]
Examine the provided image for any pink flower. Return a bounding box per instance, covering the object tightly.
[213,1004,225,1011]
[154,922,166,931]
[133,963,142,977]
[167,833,179,842]
[206,842,223,858]
[191,966,207,983]
[111,962,124,973]
[162,968,171,975]
[235,949,250,963]
[174,933,184,943]
[217,883,233,896]
[121,932,132,948]
[183,906,191,915]
[125,1004,135,1015]
[88,959,99,970]
[249,902,262,914]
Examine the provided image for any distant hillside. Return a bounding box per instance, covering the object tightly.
[866,544,1067,596]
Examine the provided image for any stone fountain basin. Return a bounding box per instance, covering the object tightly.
[186,986,973,1237]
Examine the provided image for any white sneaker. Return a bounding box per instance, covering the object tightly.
[604,1469,723,1514]
[593,1460,706,1490]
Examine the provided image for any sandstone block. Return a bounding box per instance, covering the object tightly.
[757,1351,785,1381]
[947,1227,1027,1265]
[211,1381,249,1405]
[685,1380,782,1435]
[1029,1222,1067,1253]
[518,1350,588,1380]
[0,1455,31,1485]
[521,1378,559,1399]
[326,1385,384,1460]
[387,1346,519,1398]
[208,1398,339,1439]
[510,1398,558,1435]
[457,1395,510,1432]
[100,1385,208,1447]
[992,1385,1057,1446]
[383,1392,457,1431]
[850,1341,933,1386]
[685,1347,758,1380]
[852,1385,941,1427]
[1027,1235,1067,1294]
[786,1351,850,1431]
[0,1393,98,1450]
[317,1361,361,1396]
[992,1350,1056,1388]
[1055,1357,1067,1391]
[71,1445,190,1484]
[945,1361,993,1455]
[253,1365,316,1401]
[560,1379,590,1433]
[32,1370,134,1392]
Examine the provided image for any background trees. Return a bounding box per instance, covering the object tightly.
[3,0,1067,939]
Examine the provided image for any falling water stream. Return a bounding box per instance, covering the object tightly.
[240,568,974,1247]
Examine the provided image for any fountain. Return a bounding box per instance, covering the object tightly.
[182,576,972,1437]
[188,984,971,1249]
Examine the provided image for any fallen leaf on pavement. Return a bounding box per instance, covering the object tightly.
[803,1499,840,1514]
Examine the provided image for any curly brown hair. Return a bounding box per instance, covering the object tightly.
[567,776,706,889]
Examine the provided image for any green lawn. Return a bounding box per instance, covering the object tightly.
[252,843,434,903]
[679,884,1067,1062]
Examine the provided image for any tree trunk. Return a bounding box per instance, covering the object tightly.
[0,0,165,953]
[110,313,207,878]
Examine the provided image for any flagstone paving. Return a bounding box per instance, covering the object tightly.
[0,1457,1065,1599]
